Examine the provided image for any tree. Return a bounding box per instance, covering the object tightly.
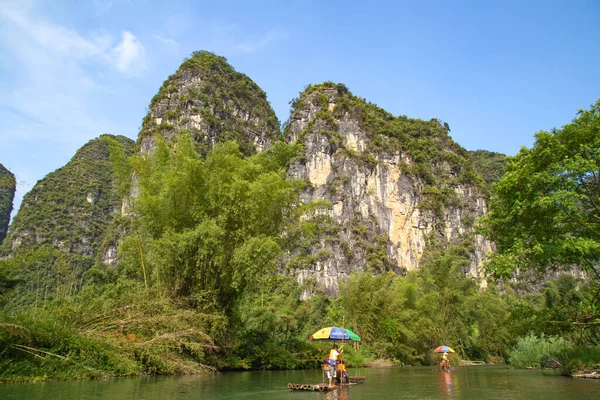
[482,100,600,307]
[120,135,301,313]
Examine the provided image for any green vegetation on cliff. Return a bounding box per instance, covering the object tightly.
[0,163,15,244]
[283,82,486,274]
[288,82,482,189]
[140,51,281,156]
[468,150,507,194]
[286,82,484,229]
[0,135,134,309]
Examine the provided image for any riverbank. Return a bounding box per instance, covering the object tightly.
[574,371,600,379]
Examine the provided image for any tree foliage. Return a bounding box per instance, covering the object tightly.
[482,100,600,296]
[336,243,514,364]
[120,135,302,312]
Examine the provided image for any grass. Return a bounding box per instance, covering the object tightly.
[509,333,600,375]
[0,282,226,383]
[509,333,568,369]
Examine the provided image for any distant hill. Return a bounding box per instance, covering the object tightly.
[0,163,15,244]
[1,135,134,307]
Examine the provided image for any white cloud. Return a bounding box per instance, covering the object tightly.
[154,34,178,46]
[0,5,112,144]
[0,0,138,207]
[110,31,146,74]
[232,30,286,54]
[0,2,145,74]
[0,5,106,59]
[0,0,146,146]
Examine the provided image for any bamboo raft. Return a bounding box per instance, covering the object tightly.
[287,376,365,392]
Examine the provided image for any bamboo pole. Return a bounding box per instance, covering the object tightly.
[341,315,345,386]
[138,235,148,289]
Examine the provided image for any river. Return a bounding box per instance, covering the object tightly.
[1,366,599,399]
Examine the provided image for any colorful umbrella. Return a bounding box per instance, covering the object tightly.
[309,326,361,342]
[433,346,455,353]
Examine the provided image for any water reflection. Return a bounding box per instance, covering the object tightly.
[438,371,454,398]
[325,386,350,400]
[2,366,600,399]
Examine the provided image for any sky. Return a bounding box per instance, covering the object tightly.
[1,0,599,219]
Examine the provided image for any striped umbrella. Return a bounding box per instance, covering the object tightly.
[309,326,361,342]
[433,345,455,353]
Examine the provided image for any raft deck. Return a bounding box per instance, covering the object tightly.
[287,376,365,392]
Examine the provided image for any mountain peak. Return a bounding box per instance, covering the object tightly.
[138,50,280,156]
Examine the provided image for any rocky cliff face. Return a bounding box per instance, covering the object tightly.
[1,55,498,303]
[0,163,16,244]
[137,51,280,156]
[1,135,134,306]
[284,83,493,297]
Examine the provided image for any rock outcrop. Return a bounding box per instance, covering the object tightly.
[1,135,134,306]
[0,163,16,244]
[137,51,281,156]
[1,55,499,303]
[284,83,493,296]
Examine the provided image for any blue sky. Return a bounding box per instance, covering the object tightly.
[1,0,599,218]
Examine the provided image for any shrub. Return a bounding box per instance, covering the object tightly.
[509,334,568,369]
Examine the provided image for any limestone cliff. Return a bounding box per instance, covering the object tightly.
[0,163,16,244]
[284,83,493,296]
[0,135,134,306]
[137,51,280,156]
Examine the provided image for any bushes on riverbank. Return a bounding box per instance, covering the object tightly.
[509,334,568,369]
[0,281,228,383]
[1,269,598,382]
[509,334,600,375]
[556,345,600,375]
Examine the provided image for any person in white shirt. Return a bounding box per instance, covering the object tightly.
[328,344,344,387]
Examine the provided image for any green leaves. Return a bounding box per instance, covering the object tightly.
[334,249,515,364]
[231,236,280,291]
[482,100,600,286]
[126,134,301,313]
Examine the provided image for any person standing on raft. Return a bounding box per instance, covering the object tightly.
[328,344,343,387]
[440,352,450,371]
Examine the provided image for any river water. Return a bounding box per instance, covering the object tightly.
[1,366,599,399]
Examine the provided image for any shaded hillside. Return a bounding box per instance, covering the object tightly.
[284,83,492,296]
[137,51,280,156]
[0,163,16,244]
[1,135,134,307]
[468,150,507,194]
